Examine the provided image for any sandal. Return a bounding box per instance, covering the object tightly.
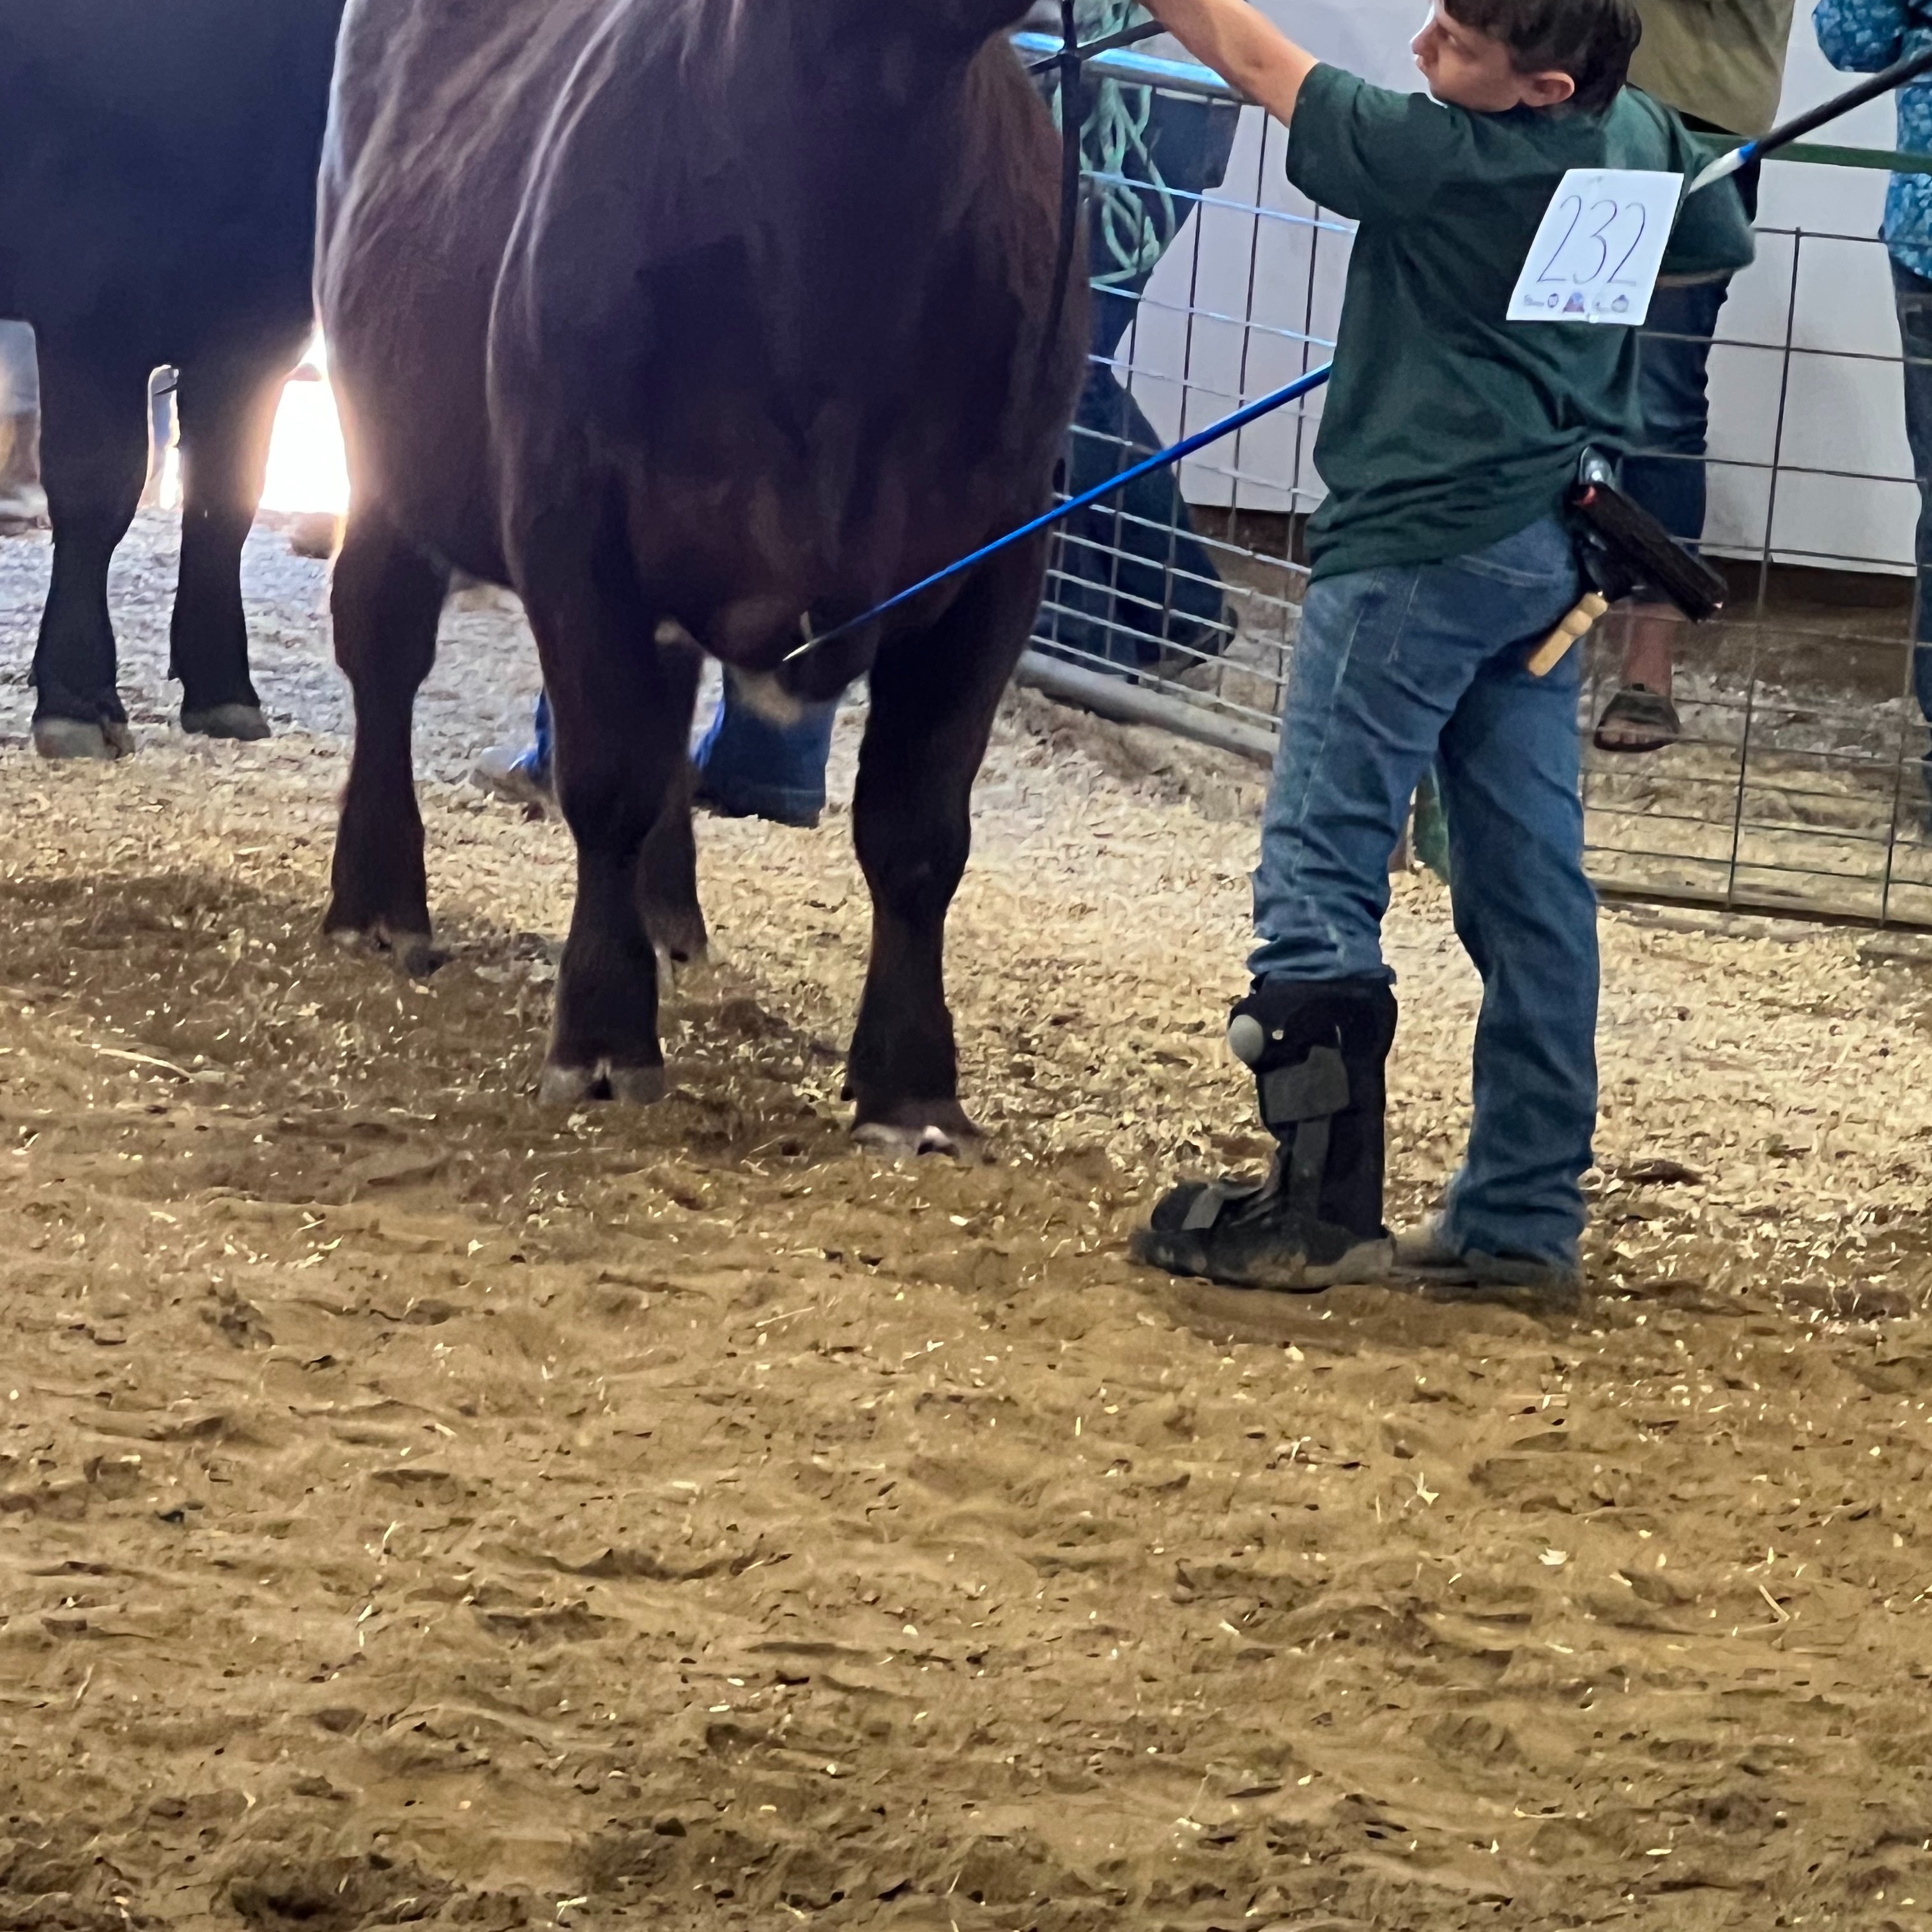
[1592,683,1681,755]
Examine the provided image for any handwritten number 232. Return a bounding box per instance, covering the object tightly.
[1535,195,1648,287]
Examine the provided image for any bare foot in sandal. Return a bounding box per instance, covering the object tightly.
[1593,609,1681,754]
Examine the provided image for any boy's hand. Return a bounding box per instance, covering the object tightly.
[1138,0,1319,125]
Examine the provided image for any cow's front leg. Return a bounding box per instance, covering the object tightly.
[848,535,1046,1154]
[29,341,150,760]
[324,505,448,974]
[523,521,696,1105]
[171,339,309,739]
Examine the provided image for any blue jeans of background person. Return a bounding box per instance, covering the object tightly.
[1248,516,1598,1268]
[1620,157,1757,559]
[1620,277,1735,551]
[527,679,839,827]
[1890,259,1932,795]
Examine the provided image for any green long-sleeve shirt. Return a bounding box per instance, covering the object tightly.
[1287,66,1758,581]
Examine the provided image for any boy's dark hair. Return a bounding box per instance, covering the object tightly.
[1443,0,1643,115]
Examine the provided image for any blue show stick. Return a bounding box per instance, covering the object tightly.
[785,360,1334,661]
[1689,43,1932,193]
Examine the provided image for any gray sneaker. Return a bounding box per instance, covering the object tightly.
[1393,1218,1584,1310]
[472,742,553,809]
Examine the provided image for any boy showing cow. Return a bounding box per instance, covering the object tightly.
[1129,0,1754,1302]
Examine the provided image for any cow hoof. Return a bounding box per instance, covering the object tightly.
[327,922,443,979]
[539,1059,668,1108]
[852,1101,983,1160]
[33,717,132,762]
[182,703,271,742]
[654,939,714,988]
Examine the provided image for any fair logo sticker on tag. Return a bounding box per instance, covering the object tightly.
[1507,169,1685,327]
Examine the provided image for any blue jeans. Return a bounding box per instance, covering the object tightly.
[1892,260,1932,783]
[1250,517,1599,1267]
[1620,157,1756,562]
[1620,277,1734,556]
[526,678,838,827]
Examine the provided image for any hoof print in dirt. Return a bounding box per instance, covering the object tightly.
[539,1059,669,1107]
[181,701,272,742]
[34,716,134,762]
[1409,1277,1587,1319]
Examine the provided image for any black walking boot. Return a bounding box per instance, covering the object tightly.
[1133,977,1398,1292]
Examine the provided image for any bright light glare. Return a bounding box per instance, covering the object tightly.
[261,334,349,516]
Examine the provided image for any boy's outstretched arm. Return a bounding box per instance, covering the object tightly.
[1138,0,1319,125]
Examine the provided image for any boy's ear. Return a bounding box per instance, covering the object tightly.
[1520,68,1578,108]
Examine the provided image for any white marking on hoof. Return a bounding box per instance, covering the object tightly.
[852,1120,965,1160]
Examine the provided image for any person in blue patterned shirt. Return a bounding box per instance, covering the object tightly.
[1816,0,1932,813]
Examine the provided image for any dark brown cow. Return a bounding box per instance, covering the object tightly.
[316,0,1086,1149]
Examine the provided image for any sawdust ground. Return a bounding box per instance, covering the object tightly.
[4,516,1932,1931]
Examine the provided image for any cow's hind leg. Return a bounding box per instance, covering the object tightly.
[523,531,693,1107]
[848,536,1045,1155]
[30,342,150,760]
[171,341,306,739]
[325,507,448,975]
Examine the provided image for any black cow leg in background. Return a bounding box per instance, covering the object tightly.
[172,344,303,739]
[324,504,448,976]
[846,535,1048,1156]
[525,523,696,1107]
[30,342,150,761]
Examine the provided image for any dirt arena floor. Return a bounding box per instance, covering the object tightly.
[6,515,1932,1931]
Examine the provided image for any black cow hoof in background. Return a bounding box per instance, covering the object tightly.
[852,1100,983,1160]
[33,717,134,762]
[182,703,270,742]
[538,1059,668,1108]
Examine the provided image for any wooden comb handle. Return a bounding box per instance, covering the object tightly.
[1527,592,1609,678]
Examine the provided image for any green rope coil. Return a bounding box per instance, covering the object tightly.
[1054,1,1183,288]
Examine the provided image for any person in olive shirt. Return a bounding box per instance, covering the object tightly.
[1595,0,1798,750]
[1128,0,1755,1298]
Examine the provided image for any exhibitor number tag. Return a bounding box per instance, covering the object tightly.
[1507,169,1684,327]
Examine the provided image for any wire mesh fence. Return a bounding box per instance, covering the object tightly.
[1018,33,1932,930]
